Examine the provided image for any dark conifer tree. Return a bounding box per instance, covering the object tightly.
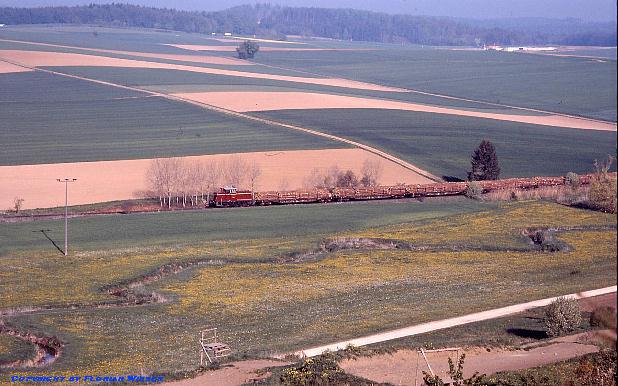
[468,140,500,181]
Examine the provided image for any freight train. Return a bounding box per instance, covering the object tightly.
[211,173,604,207]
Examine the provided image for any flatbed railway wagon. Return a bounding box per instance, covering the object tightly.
[405,182,468,197]
[213,187,253,207]
[254,189,331,205]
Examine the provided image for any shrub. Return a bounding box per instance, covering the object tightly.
[336,170,359,188]
[465,181,483,199]
[589,306,617,329]
[565,172,580,189]
[575,350,617,386]
[587,177,617,213]
[488,351,616,386]
[423,354,486,386]
[586,155,617,213]
[280,353,344,385]
[528,229,569,252]
[544,297,582,337]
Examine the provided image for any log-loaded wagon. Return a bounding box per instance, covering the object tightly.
[254,189,331,205]
[209,173,611,207]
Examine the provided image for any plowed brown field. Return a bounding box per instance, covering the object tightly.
[0,50,405,92]
[173,91,617,131]
[0,60,31,73]
[0,149,431,210]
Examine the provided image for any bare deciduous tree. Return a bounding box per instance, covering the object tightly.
[13,197,24,213]
[303,168,324,190]
[222,156,248,188]
[361,159,383,187]
[247,161,262,201]
[147,158,183,208]
[279,176,290,191]
[304,165,366,189]
[324,166,341,189]
[336,170,359,188]
[202,159,221,204]
[147,156,259,208]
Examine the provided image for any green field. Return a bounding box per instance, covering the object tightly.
[0,200,615,376]
[41,66,551,114]
[0,197,483,254]
[0,38,323,78]
[3,25,615,173]
[253,49,617,121]
[255,108,617,179]
[0,72,346,165]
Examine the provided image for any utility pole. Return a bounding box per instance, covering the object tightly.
[57,178,77,256]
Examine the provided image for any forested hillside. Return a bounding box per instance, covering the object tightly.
[0,3,615,46]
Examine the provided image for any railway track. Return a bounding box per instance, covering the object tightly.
[2,173,612,223]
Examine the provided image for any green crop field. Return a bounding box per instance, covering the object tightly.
[43,66,548,115]
[253,49,617,121]
[0,200,615,376]
[0,197,484,254]
[255,108,617,179]
[0,38,322,78]
[0,71,346,165]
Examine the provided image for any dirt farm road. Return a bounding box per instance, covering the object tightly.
[164,360,290,386]
[287,286,617,358]
[340,331,607,385]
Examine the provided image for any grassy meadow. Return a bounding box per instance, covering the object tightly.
[0,335,33,364]
[256,108,617,179]
[0,200,615,376]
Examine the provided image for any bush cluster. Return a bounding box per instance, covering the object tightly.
[565,172,580,189]
[280,354,344,385]
[589,306,617,330]
[544,297,582,337]
[465,181,483,199]
[587,177,617,213]
[529,229,569,252]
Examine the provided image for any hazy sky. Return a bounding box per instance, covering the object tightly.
[1,0,616,22]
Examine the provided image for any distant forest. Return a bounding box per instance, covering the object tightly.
[0,3,615,46]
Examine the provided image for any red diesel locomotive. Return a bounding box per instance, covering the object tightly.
[213,186,253,207]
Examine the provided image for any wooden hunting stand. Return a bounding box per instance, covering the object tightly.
[199,328,231,366]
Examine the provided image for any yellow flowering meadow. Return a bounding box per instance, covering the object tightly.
[1,201,615,376]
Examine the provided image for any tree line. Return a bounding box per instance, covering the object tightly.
[1,4,614,46]
[303,159,383,189]
[146,156,260,208]
[145,157,384,207]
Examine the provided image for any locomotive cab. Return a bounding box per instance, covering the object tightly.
[213,186,253,207]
